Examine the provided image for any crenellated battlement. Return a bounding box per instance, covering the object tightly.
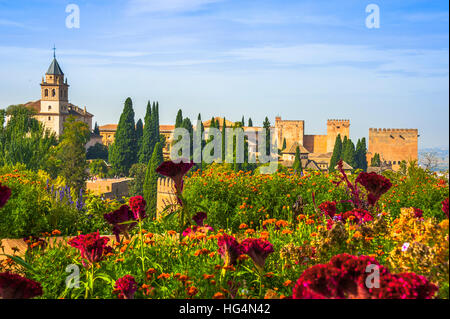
[327,119,350,124]
[157,177,176,194]
[369,128,418,134]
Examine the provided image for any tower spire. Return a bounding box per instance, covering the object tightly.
[53,44,56,58]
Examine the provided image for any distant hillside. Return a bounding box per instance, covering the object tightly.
[419,147,449,172]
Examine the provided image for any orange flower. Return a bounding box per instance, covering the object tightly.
[52,229,61,236]
[281,229,293,235]
[239,223,248,229]
[283,280,293,287]
[187,286,199,297]
[245,229,255,235]
[237,254,249,261]
[157,273,171,280]
[264,272,274,278]
[213,292,225,299]
[353,231,363,239]
[167,230,177,236]
[194,248,210,256]
[276,220,289,228]
[202,274,215,280]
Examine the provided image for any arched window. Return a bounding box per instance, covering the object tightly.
[48,105,51,110]
[52,89,56,97]
[44,89,48,97]
[48,116,51,121]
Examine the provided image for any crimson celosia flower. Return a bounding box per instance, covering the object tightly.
[114,275,138,299]
[240,238,274,271]
[0,272,43,299]
[104,205,137,242]
[292,253,437,299]
[342,209,373,224]
[129,196,147,220]
[355,172,392,205]
[68,231,113,268]
[192,212,207,226]
[217,234,242,267]
[412,207,424,219]
[442,198,449,218]
[0,183,11,208]
[155,160,194,194]
[318,201,337,218]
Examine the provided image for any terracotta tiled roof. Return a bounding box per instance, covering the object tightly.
[283,141,309,154]
[160,125,175,131]
[24,100,41,113]
[99,124,118,131]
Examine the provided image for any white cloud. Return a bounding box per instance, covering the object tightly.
[126,0,222,15]
[227,44,449,76]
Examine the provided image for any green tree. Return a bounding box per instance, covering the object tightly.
[329,134,342,172]
[282,138,287,150]
[109,98,137,175]
[0,104,57,171]
[371,153,381,167]
[129,163,147,196]
[248,118,253,127]
[139,101,154,164]
[143,142,163,218]
[175,109,183,128]
[89,159,108,178]
[221,117,226,162]
[241,116,245,127]
[355,138,368,171]
[56,116,91,192]
[86,143,108,160]
[135,118,143,153]
[292,146,303,173]
[262,117,271,156]
[93,122,100,135]
[342,138,356,169]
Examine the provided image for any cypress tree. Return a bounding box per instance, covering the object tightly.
[292,146,302,173]
[241,116,245,127]
[139,101,153,164]
[329,134,342,172]
[282,138,287,150]
[182,117,193,158]
[343,138,356,169]
[154,101,160,148]
[175,109,183,128]
[109,97,136,175]
[93,122,100,135]
[263,117,271,156]
[371,153,381,167]
[222,117,226,162]
[359,137,368,171]
[248,118,253,127]
[135,118,143,153]
[143,142,163,218]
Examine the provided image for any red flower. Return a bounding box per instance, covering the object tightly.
[104,205,137,241]
[192,212,207,226]
[355,172,392,205]
[68,231,113,267]
[292,253,437,299]
[0,272,43,299]
[0,183,11,208]
[114,275,138,299]
[412,207,424,219]
[129,196,147,220]
[156,160,194,194]
[241,238,274,271]
[342,209,373,224]
[442,198,449,218]
[217,234,242,267]
[318,201,337,218]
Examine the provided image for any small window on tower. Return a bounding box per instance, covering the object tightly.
[45,89,48,97]
[48,105,51,110]
[48,116,51,121]
[52,89,56,97]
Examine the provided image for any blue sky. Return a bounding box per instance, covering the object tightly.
[0,0,448,148]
